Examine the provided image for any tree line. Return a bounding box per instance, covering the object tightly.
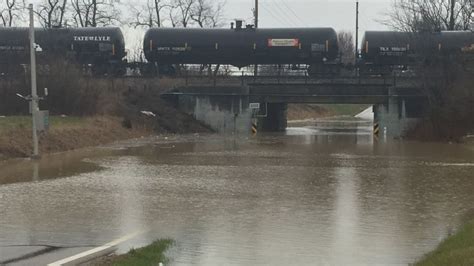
[0,0,227,28]
[384,0,473,140]
[383,0,472,32]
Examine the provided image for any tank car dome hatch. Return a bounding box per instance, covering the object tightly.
[235,19,243,30]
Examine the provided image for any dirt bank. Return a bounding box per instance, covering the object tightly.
[121,88,211,134]
[0,87,212,160]
[287,104,329,120]
[0,116,149,159]
[287,104,369,121]
[0,75,212,160]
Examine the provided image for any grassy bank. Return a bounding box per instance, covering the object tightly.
[0,116,88,132]
[98,239,173,266]
[416,219,474,266]
[0,116,151,159]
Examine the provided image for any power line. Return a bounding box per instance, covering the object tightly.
[260,3,291,26]
[261,1,298,26]
[260,2,290,26]
[268,0,299,26]
[278,0,307,26]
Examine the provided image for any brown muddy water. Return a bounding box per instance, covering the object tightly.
[0,120,473,265]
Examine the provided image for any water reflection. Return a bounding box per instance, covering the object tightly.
[32,161,39,182]
[0,149,107,185]
[0,121,473,265]
[331,167,360,264]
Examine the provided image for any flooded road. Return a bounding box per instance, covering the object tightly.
[1,119,474,265]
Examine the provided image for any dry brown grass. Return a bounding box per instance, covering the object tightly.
[287,104,369,121]
[0,116,150,159]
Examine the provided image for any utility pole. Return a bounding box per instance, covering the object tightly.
[253,0,258,78]
[255,0,259,28]
[29,3,39,158]
[254,0,259,77]
[355,1,359,65]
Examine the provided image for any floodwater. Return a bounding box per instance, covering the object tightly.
[1,119,474,265]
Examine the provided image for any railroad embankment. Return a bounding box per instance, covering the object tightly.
[0,75,211,160]
[0,113,209,160]
[0,116,145,160]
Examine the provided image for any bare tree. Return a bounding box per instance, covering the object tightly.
[36,0,68,28]
[190,0,225,28]
[337,31,355,66]
[384,0,472,32]
[381,1,474,140]
[130,0,168,28]
[167,6,179,27]
[175,0,193,27]
[70,0,121,27]
[189,0,208,28]
[0,0,23,27]
[206,0,225,28]
[129,0,226,28]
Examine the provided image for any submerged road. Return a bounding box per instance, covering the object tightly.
[1,119,474,265]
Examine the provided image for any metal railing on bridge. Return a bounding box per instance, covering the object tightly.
[180,70,418,88]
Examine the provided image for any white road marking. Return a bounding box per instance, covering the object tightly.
[47,230,146,266]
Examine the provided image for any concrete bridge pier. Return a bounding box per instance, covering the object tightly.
[174,94,253,134]
[258,103,288,132]
[373,96,422,139]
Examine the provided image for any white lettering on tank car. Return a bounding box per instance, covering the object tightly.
[379,46,407,56]
[73,36,111,42]
[157,47,187,52]
[311,43,326,52]
[0,46,25,51]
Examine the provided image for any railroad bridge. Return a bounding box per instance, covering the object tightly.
[162,75,426,137]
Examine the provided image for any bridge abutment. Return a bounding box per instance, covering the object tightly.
[175,94,252,134]
[258,103,288,132]
[374,96,423,139]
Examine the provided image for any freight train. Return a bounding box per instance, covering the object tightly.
[360,30,474,74]
[0,27,126,76]
[0,23,473,77]
[143,22,339,75]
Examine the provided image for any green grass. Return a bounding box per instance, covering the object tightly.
[318,104,370,117]
[0,116,86,132]
[107,239,174,266]
[416,220,474,266]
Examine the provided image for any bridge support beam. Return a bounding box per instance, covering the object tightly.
[258,103,288,132]
[373,97,423,139]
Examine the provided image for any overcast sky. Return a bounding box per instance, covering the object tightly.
[20,0,394,52]
[223,0,392,31]
[123,0,393,52]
